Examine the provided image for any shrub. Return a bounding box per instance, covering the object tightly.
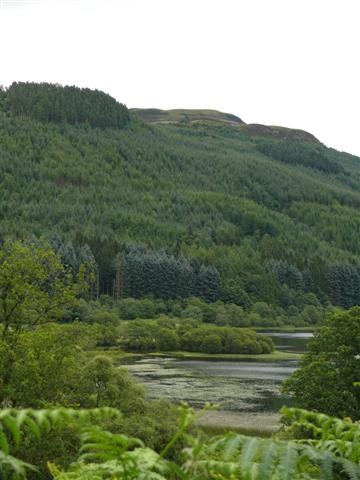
[201,334,222,354]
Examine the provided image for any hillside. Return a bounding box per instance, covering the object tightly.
[1,82,360,320]
[131,108,245,125]
[132,108,319,142]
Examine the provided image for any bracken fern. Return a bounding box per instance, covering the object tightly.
[2,405,360,479]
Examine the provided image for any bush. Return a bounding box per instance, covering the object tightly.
[283,307,360,418]
[118,297,156,320]
[201,334,222,353]
[156,328,179,351]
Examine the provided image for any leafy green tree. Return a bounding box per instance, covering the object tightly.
[299,305,323,324]
[0,326,180,475]
[82,355,145,412]
[156,328,179,351]
[121,320,157,352]
[283,307,360,419]
[180,304,203,320]
[179,324,273,354]
[0,240,83,342]
[118,399,179,451]
[201,334,222,353]
[156,315,177,330]
[0,240,88,402]
[118,297,157,319]
[0,323,95,407]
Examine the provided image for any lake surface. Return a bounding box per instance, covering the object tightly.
[122,332,312,431]
[264,331,313,353]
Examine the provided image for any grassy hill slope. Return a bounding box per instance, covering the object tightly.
[131,108,245,125]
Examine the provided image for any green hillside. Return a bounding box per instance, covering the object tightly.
[1,82,360,320]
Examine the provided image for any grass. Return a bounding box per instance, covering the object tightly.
[131,108,244,125]
[196,410,281,437]
[253,326,316,333]
[86,349,135,360]
[87,348,302,362]
[198,423,275,438]
[87,345,302,362]
[147,350,302,361]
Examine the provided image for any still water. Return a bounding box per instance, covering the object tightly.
[265,332,312,354]
[123,332,312,431]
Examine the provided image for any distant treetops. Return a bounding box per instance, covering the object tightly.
[0,82,129,128]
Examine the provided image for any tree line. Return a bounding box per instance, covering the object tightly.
[256,138,343,174]
[1,82,130,128]
[121,318,274,354]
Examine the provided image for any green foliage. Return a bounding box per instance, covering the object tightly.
[49,426,168,480]
[200,333,222,353]
[1,91,360,311]
[0,319,180,476]
[120,320,158,352]
[81,355,145,411]
[193,429,360,479]
[266,260,305,291]
[2,405,357,480]
[118,297,159,320]
[283,307,360,418]
[256,138,343,174]
[121,319,274,354]
[0,240,82,342]
[3,82,129,129]
[0,323,96,408]
[11,425,81,480]
[2,86,360,478]
[156,328,179,351]
[98,296,323,328]
[325,263,360,308]
[0,240,91,409]
[120,246,220,301]
[281,407,360,463]
[0,406,119,479]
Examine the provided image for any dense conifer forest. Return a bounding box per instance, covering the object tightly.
[2,82,360,323]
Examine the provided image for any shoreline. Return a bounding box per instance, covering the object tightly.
[89,348,302,362]
[147,349,302,361]
[196,410,281,437]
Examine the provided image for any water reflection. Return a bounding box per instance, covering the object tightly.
[264,331,313,353]
[176,360,296,380]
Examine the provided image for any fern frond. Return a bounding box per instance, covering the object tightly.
[281,406,360,464]
[240,436,261,470]
[0,450,37,477]
[278,441,299,480]
[190,430,360,480]
[78,426,144,463]
[0,407,120,479]
[256,439,278,480]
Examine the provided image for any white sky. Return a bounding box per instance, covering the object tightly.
[1,0,360,155]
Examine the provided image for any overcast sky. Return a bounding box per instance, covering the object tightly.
[1,0,359,155]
